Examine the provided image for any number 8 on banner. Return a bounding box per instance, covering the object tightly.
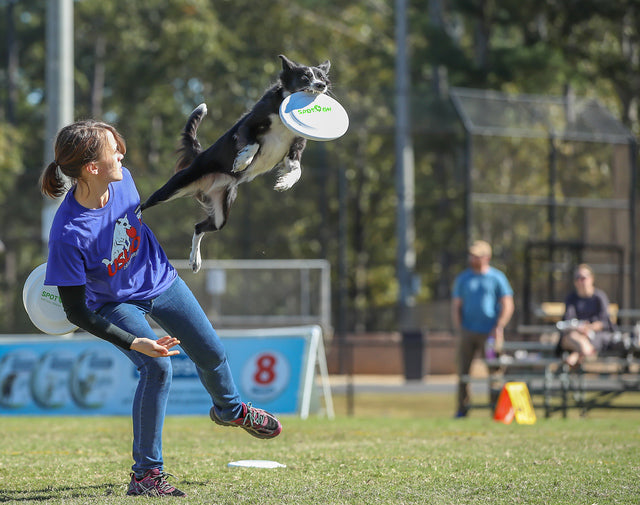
[241,351,290,402]
[254,354,276,384]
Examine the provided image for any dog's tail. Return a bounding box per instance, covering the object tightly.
[175,103,207,172]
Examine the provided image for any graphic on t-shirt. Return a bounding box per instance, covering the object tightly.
[101,215,140,276]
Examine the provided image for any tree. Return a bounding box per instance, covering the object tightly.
[1,0,638,333]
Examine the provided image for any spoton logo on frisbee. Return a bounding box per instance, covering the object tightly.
[40,288,62,305]
[297,105,332,114]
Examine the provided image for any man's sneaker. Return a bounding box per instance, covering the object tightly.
[126,468,186,497]
[454,409,468,419]
[209,402,282,439]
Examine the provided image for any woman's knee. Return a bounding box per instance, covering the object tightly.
[138,356,173,383]
[561,331,580,349]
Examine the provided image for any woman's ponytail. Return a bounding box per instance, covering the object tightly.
[39,161,69,198]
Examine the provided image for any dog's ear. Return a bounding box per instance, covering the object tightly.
[318,60,331,75]
[279,54,296,71]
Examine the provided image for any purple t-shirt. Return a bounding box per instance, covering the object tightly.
[45,167,176,311]
[563,288,614,332]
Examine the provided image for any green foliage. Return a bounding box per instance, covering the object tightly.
[0,0,638,332]
[0,124,23,199]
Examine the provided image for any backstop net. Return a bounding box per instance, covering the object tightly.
[170,259,332,334]
[450,87,637,321]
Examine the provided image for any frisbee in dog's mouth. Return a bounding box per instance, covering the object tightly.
[280,91,349,141]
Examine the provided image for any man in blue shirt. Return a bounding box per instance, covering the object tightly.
[451,240,514,417]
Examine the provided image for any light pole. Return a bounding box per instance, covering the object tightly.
[41,0,74,249]
[395,0,417,330]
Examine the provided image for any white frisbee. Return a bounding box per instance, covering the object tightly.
[22,263,77,335]
[279,91,349,141]
[227,460,286,469]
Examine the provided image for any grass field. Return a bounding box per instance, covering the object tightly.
[1,391,639,504]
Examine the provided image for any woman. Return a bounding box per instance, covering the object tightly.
[40,120,281,497]
[558,264,615,367]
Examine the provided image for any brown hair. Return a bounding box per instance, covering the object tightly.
[40,120,126,198]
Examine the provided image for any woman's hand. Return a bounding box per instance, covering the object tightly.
[577,322,590,336]
[130,336,181,357]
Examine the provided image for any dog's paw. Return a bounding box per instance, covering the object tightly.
[274,161,301,191]
[190,258,201,273]
[189,248,202,273]
[232,144,259,172]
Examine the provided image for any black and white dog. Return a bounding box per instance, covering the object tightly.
[140,54,331,272]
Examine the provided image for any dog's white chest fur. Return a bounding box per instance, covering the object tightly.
[242,113,295,181]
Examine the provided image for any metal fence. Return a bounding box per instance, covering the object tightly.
[449,87,638,318]
[171,259,332,334]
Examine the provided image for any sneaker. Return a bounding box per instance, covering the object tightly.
[209,402,282,439]
[126,468,186,497]
[454,409,468,418]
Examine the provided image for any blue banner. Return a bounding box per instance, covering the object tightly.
[0,327,320,416]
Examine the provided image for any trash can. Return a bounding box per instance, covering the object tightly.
[402,330,425,381]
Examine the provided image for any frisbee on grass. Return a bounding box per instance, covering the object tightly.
[279,91,349,141]
[227,460,287,469]
[23,263,77,335]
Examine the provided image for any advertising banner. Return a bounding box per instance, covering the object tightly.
[0,326,332,417]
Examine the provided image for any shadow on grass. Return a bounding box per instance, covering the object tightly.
[0,484,120,502]
[0,480,211,502]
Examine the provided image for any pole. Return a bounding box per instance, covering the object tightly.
[548,133,557,299]
[337,161,348,373]
[395,0,417,330]
[337,161,353,414]
[6,0,18,125]
[42,0,74,248]
[630,139,638,309]
[463,131,472,247]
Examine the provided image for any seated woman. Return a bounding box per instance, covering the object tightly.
[557,264,616,367]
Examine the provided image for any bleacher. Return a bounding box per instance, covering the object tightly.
[464,302,640,417]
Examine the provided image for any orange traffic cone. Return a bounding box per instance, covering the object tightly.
[493,382,537,425]
[493,385,515,424]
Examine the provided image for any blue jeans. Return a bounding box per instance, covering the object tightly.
[97,276,242,475]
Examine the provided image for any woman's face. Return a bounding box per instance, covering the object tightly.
[574,268,594,296]
[93,130,124,183]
